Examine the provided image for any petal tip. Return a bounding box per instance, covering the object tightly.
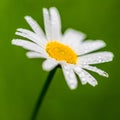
[69,84,77,90]
[11,39,16,45]
[92,82,98,87]
[24,16,30,20]
[49,7,58,11]
[43,8,48,14]
[24,16,33,23]
[103,72,109,78]
[26,52,31,58]
[98,40,106,47]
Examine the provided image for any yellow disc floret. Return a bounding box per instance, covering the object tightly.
[46,41,77,64]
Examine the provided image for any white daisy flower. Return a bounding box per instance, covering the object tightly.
[12,7,114,90]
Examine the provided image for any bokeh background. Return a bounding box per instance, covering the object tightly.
[0,0,119,120]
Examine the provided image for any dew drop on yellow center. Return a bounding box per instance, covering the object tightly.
[46,41,77,64]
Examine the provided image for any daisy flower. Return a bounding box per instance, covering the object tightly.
[12,7,114,90]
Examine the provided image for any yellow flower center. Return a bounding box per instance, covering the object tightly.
[46,41,77,64]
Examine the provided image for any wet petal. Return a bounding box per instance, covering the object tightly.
[79,52,114,65]
[26,52,47,59]
[43,8,52,40]
[50,7,61,40]
[61,64,78,90]
[77,40,106,55]
[83,65,109,77]
[74,67,98,86]
[62,29,86,52]
[12,39,45,53]
[42,59,58,71]
[25,16,45,37]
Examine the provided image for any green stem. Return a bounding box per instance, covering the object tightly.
[31,67,57,120]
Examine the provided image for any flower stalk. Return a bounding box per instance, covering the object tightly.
[31,67,57,120]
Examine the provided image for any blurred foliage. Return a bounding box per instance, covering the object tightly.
[0,0,120,120]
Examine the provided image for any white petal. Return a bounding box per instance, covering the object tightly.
[79,52,114,65]
[83,65,109,77]
[43,8,52,40]
[61,64,78,90]
[62,29,86,51]
[74,67,87,85]
[26,52,47,58]
[77,40,106,55]
[25,16,45,37]
[16,29,46,48]
[74,67,98,86]
[42,59,58,71]
[12,39,45,53]
[50,7,61,40]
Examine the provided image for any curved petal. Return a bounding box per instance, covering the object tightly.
[61,64,78,90]
[12,39,45,54]
[82,65,109,77]
[43,8,52,40]
[25,16,45,38]
[74,67,87,85]
[50,7,61,40]
[42,59,58,71]
[74,67,98,86]
[77,40,106,55]
[16,28,47,47]
[62,29,86,52]
[26,52,47,59]
[78,52,114,65]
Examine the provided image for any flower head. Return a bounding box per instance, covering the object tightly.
[12,7,114,90]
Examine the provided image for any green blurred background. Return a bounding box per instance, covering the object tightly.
[0,0,119,120]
